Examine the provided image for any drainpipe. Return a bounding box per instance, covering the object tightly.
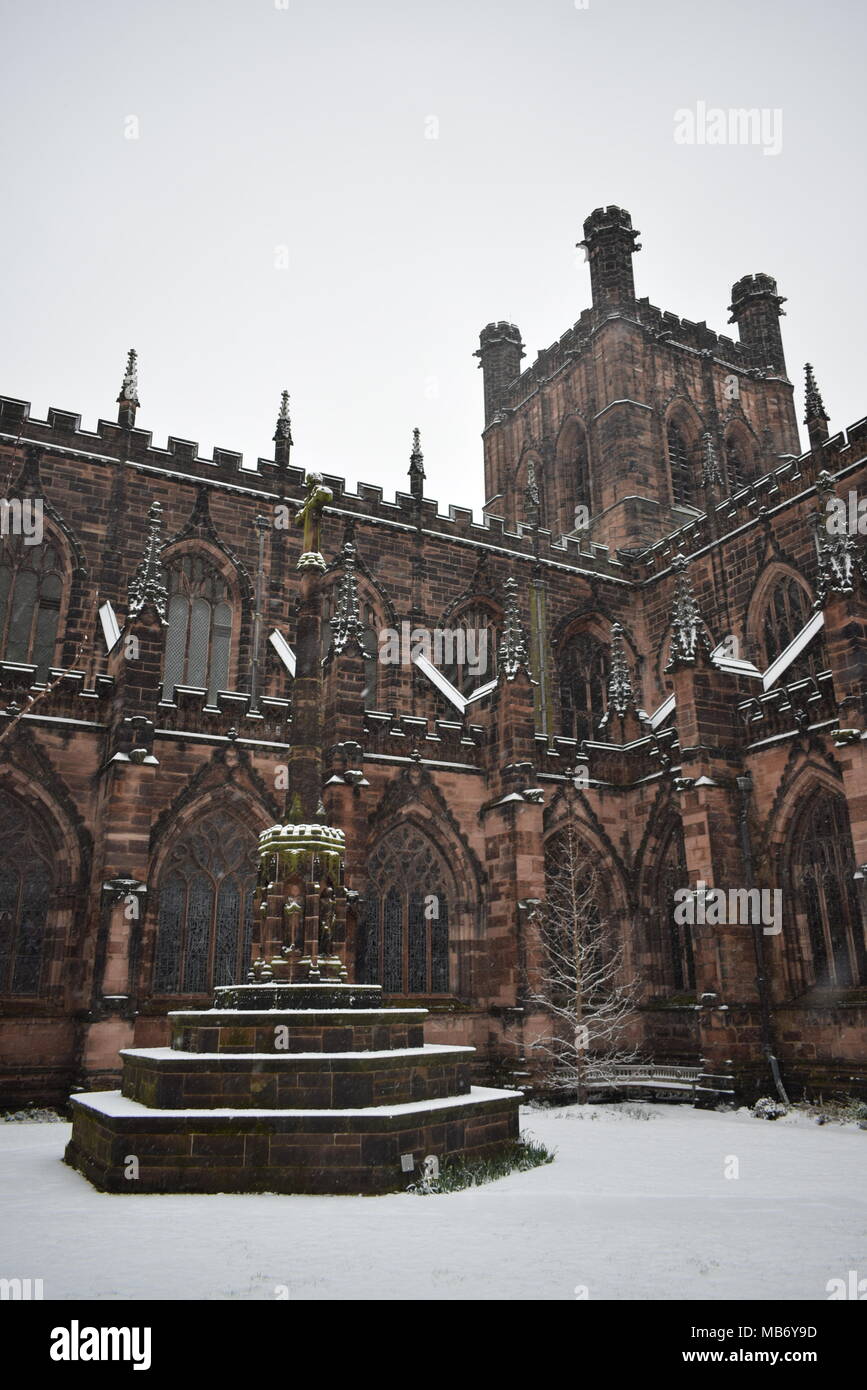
[736,771,789,1104]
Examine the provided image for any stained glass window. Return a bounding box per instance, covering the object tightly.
[657,821,695,994]
[0,793,53,996]
[792,794,866,989]
[0,537,63,679]
[153,812,257,994]
[668,422,696,508]
[761,576,824,677]
[162,555,233,704]
[442,605,498,696]
[357,825,453,994]
[725,435,753,492]
[559,634,609,741]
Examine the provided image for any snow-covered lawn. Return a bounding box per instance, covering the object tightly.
[2,1103,864,1300]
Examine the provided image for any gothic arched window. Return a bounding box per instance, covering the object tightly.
[725,433,753,492]
[356,825,452,994]
[0,537,63,679]
[668,421,696,508]
[321,592,379,706]
[573,437,590,519]
[656,821,695,994]
[761,575,823,678]
[153,811,257,994]
[443,604,499,696]
[162,555,233,704]
[0,794,54,996]
[543,829,606,962]
[790,793,866,989]
[559,633,609,741]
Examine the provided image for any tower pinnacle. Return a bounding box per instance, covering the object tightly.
[117,348,139,428]
[408,427,425,499]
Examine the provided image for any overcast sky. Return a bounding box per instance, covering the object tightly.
[1,0,864,516]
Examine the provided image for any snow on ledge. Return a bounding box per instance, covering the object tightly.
[649,692,675,729]
[71,1086,519,1122]
[762,609,824,690]
[120,1045,475,1063]
[167,1007,430,1020]
[412,652,466,714]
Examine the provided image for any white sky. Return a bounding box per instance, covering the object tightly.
[1,0,864,516]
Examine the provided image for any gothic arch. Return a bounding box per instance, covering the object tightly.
[746,563,824,676]
[158,538,246,698]
[8,449,89,664]
[542,801,629,918]
[363,768,487,996]
[772,773,866,993]
[663,399,704,510]
[541,819,637,980]
[440,552,500,627]
[144,783,271,998]
[723,417,761,491]
[637,806,695,996]
[435,595,501,694]
[0,517,76,678]
[553,612,628,741]
[357,818,458,995]
[553,414,593,537]
[0,757,88,1002]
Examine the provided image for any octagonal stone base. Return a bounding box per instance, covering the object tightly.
[65,983,522,1194]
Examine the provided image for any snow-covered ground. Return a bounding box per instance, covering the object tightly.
[1,1103,864,1300]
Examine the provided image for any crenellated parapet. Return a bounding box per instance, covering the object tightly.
[363,711,485,768]
[738,671,838,744]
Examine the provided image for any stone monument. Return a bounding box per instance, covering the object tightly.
[65,474,521,1193]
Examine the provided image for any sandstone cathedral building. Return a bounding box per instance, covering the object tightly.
[1,205,866,1108]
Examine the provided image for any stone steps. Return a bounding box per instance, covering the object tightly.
[121,1043,475,1109]
[168,1007,427,1055]
[65,1086,521,1194]
[65,982,522,1193]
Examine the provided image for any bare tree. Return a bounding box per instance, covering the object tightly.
[526,824,641,1102]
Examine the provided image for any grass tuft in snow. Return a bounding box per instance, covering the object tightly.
[407,1134,555,1195]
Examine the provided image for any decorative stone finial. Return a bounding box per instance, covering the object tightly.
[275,390,292,438]
[408,427,425,500]
[814,472,859,604]
[127,501,168,624]
[524,460,541,526]
[598,623,637,729]
[117,348,139,407]
[116,348,139,427]
[331,541,366,655]
[498,576,530,681]
[665,554,711,671]
[701,431,723,489]
[804,364,829,424]
[274,390,293,468]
